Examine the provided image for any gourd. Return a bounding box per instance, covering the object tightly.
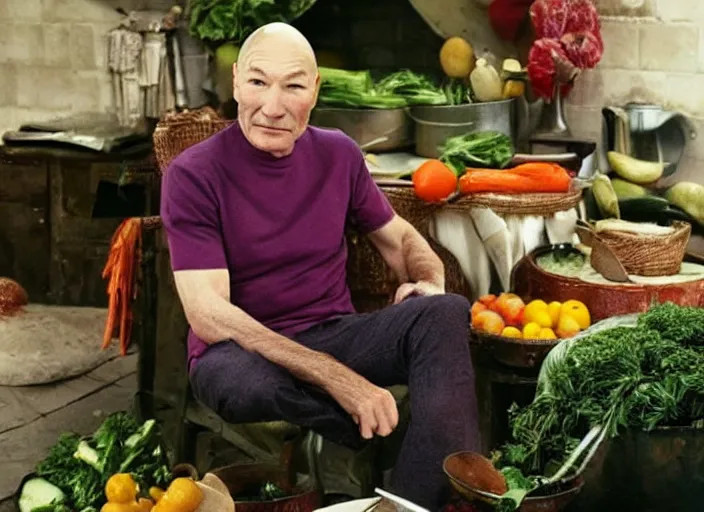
[665,181,704,227]
[470,58,503,102]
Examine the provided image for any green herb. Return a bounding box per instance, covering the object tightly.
[438,131,514,175]
[189,0,317,45]
[495,303,704,480]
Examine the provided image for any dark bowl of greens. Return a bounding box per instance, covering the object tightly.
[211,461,320,512]
[443,451,584,512]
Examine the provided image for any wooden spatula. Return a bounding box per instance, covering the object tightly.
[575,221,631,283]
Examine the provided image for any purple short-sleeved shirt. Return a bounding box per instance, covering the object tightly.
[160,121,394,370]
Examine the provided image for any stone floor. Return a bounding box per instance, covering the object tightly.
[0,352,138,511]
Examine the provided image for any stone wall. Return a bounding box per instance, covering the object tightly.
[0,0,122,136]
[2,0,704,182]
[568,0,704,183]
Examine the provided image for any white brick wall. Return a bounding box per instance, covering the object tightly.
[567,1,704,184]
[0,0,122,138]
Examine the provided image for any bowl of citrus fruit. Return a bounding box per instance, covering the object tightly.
[470,292,591,368]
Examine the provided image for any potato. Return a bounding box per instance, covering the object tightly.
[439,36,475,78]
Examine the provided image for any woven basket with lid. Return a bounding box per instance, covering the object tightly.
[597,221,691,277]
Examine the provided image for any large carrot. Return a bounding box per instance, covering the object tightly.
[101,218,142,355]
[459,164,571,195]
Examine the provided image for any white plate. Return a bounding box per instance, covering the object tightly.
[314,497,380,512]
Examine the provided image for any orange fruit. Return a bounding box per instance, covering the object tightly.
[412,160,458,203]
[472,310,505,335]
[560,300,591,330]
[471,301,487,321]
[105,473,138,504]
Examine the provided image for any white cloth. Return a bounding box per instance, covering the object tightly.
[430,207,580,299]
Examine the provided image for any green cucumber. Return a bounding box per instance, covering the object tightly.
[617,196,670,222]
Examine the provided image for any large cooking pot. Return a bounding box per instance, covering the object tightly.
[310,107,414,153]
[409,99,516,158]
[511,245,704,322]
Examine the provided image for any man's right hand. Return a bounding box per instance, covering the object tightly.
[324,365,399,440]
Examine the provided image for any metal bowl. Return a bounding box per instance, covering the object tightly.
[310,106,414,153]
[443,451,584,512]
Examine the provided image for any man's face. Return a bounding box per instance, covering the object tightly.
[233,40,320,158]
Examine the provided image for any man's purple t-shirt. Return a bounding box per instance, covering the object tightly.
[160,121,395,370]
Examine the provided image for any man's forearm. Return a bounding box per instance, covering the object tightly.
[187,293,342,389]
[402,230,445,289]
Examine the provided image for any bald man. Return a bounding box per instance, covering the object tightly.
[160,22,480,510]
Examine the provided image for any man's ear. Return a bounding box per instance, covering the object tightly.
[232,62,239,102]
[313,71,321,102]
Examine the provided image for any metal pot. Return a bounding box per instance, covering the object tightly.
[409,99,516,158]
[309,107,414,152]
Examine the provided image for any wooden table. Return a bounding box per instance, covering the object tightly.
[0,143,158,307]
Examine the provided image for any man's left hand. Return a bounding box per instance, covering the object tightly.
[393,281,445,304]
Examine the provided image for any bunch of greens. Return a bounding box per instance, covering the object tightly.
[494,303,704,481]
[439,131,514,174]
[317,68,471,109]
[442,79,472,106]
[317,68,407,109]
[375,70,448,106]
[188,0,317,44]
[31,412,171,511]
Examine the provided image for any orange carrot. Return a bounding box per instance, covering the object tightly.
[101,218,142,355]
[459,165,571,195]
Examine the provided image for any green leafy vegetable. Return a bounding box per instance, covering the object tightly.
[439,131,514,175]
[316,68,468,109]
[442,79,472,106]
[189,0,317,45]
[495,303,704,482]
[33,412,171,511]
[376,70,448,106]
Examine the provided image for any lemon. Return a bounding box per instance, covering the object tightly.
[501,326,522,338]
[522,322,542,339]
[556,314,581,339]
[561,300,591,330]
[524,300,553,328]
[538,327,557,340]
[548,301,562,325]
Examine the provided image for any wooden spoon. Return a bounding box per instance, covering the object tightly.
[444,452,507,495]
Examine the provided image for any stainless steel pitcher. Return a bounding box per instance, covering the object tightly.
[600,103,697,177]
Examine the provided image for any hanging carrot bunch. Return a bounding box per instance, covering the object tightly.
[101,217,142,356]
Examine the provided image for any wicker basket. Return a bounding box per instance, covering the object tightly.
[444,188,583,216]
[152,107,233,173]
[347,187,472,312]
[597,221,692,277]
